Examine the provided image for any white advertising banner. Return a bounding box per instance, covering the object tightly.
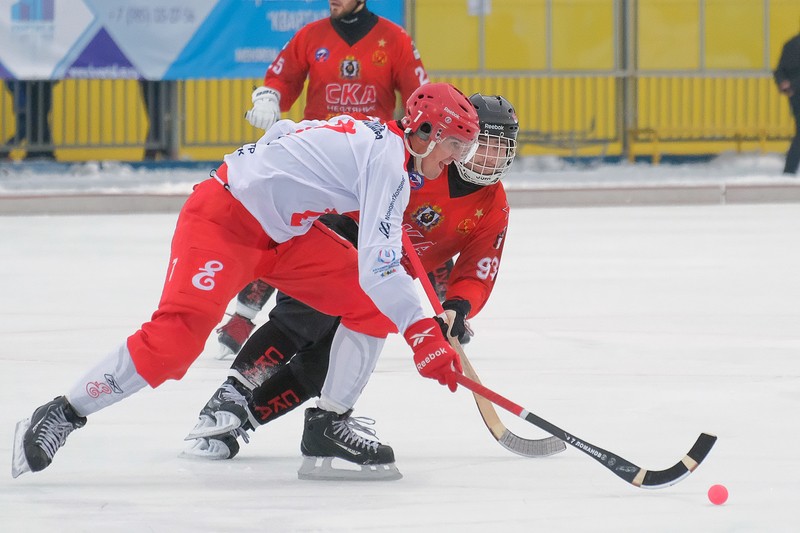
[0,0,404,80]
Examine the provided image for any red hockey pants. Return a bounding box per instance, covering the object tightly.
[127,176,395,387]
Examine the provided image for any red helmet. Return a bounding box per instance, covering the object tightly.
[402,83,480,146]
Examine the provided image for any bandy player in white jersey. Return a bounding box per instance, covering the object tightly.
[12,83,479,480]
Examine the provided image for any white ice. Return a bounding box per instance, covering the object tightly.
[1,156,799,532]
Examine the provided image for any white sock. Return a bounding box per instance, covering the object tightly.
[319,324,384,413]
[66,342,148,416]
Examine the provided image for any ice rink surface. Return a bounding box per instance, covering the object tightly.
[1,200,799,531]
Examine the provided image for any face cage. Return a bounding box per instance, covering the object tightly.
[456,133,517,186]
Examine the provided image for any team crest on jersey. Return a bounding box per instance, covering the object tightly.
[340,56,360,79]
[372,49,388,66]
[315,48,330,62]
[457,218,476,235]
[408,170,424,190]
[412,204,443,232]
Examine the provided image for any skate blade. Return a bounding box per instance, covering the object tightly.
[297,456,402,481]
[179,438,232,461]
[11,418,32,479]
[183,414,215,440]
[184,411,241,440]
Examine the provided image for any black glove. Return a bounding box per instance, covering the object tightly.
[439,299,473,345]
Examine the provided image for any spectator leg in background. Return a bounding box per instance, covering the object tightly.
[25,81,54,161]
[784,94,800,175]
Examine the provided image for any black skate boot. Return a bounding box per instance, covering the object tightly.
[12,396,87,478]
[216,313,256,359]
[298,407,401,481]
[185,377,255,440]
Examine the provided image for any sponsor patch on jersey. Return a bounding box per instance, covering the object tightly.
[411,204,443,232]
[377,247,397,264]
[362,119,385,139]
[408,170,424,190]
[315,48,330,62]
[379,221,391,238]
[340,56,360,79]
[372,49,388,66]
[457,218,476,235]
[372,249,400,277]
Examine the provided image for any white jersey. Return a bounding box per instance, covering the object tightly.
[224,116,425,334]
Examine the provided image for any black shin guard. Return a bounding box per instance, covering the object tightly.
[235,279,276,311]
[247,327,336,426]
[232,320,298,387]
[249,364,312,425]
[288,326,336,397]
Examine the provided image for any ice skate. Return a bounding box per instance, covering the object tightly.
[216,313,255,359]
[298,407,401,481]
[12,396,87,478]
[185,377,255,439]
[180,428,249,460]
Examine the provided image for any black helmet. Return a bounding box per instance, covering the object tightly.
[456,94,519,186]
[473,94,519,141]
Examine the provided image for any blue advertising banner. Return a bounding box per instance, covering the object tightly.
[0,0,405,80]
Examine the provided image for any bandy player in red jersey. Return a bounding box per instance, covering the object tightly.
[217,0,431,358]
[245,0,428,128]
[182,94,519,480]
[12,83,478,480]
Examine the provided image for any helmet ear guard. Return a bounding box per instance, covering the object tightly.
[415,121,433,142]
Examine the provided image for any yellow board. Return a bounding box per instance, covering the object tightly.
[552,0,615,70]
[486,0,548,70]
[638,0,701,70]
[413,0,479,71]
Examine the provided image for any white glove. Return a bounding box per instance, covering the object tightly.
[245,86,281,130]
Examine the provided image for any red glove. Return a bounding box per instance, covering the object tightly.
[404,317,462,392]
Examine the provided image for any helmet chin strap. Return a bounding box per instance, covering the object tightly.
[403,130,437,177]
[404,129,435,159]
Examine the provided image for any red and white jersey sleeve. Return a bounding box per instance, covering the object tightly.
[263,17,427,121]
[403,171,511,317]
[224,118,425,333]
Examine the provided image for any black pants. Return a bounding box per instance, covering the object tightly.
[785,93,800,174]
[269,292,339,394]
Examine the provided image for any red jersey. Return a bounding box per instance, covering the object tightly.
[404,166,510,318]
[263,15,428,121]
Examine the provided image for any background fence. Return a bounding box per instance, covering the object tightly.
[0,0,797,162]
